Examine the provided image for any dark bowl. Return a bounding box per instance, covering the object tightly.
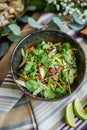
[11,30,86,101]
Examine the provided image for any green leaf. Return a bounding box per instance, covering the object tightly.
[33,49,40,55]
[27,5,37,11]
[2,26,11,34]
[63,50,71,63]
[52,17,65,31]
[68,68,76,84]
[24,61,33,74]
[72,12,86,25]
[21,48,25,57]
[28,17,42,29]
[7,34,21,42]
[8,24,21,36]
[68,22,85,31]
[16,80,25,87]
[19,49,28,68]
[56,88,66,97]
[21,16,29,23]
[45,3,57,12]
[30,0,47,11]
[33,86,43,95]
[42,43,50,49]
[62,43,71,51]
[41,53,49,64]
[25,80,39,92]
[47,20,60,30]
[44,89,55,99]
[15,14,22,22]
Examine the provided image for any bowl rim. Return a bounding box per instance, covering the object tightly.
[10,29,86,101]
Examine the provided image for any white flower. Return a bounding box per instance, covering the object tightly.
[56,4,60,11]
[46,0,54,4]
[53,0,57,4]
[83,10,87,16]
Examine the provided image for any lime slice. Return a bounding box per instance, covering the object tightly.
[65,103,76,128]
[73,98,87,120]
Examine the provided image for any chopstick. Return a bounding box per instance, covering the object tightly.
[27,96,38,130]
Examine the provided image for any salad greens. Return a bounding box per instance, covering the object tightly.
[16,41,78,99]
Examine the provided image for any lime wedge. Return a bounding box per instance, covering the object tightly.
[65,103,76,128]
[73,98,87,120]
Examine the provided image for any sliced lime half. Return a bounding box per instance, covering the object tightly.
[73,98,87,120]
[65,102,76,128]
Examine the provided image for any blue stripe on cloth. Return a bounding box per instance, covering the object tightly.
[0,120,33,130]
[13,99,28,108]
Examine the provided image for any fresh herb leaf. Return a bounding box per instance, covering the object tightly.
[56,88,66,97]
[68,68,76,84]
[19,49,28,68]
[33,86,43,95]
[62,50,72,63]
[62,43,71,51]
[16,80,25,87]
[44,89,56,99]
[42,43,50,49]
[21,48,25,57]
[25,80,39,92]
[24,61,33,74]
[41,52,49,64]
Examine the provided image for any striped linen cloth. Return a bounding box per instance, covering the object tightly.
[0,13,87,130]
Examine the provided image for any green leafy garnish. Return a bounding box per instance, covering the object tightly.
[17,41,78,99]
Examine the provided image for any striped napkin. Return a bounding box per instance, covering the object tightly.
[0,13,87,130]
